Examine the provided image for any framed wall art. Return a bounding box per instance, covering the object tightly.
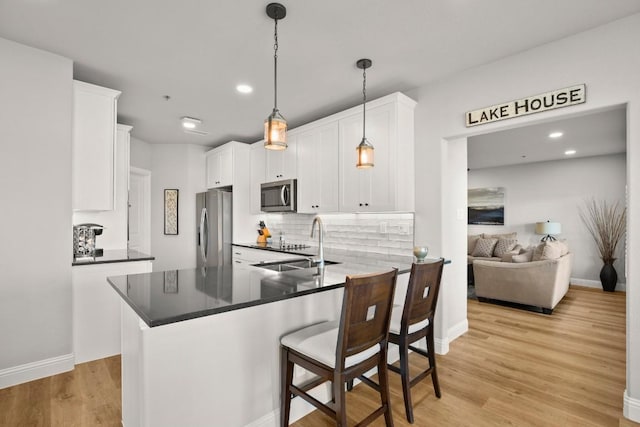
[164,189,179,235]
[468,187,505,225]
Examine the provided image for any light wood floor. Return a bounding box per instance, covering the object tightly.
[1,286,637,426]
[293,286,638,427]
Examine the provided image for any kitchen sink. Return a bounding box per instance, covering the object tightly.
[253,258,340,272]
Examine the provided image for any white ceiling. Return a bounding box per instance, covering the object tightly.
[467,107,627,169]
[1,1,639,148]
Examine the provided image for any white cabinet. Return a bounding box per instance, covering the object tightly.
[250,142,266,214]
[265,137,297,181]
[339,93,416,212]
[296,122,340,213]
[72,260,152,364]
[72,80,121,211]
[206,143,233,188]
[73,124,132,249]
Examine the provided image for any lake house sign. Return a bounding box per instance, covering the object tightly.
[465,84,586,127]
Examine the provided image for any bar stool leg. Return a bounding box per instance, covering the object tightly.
[334,373,347,427]
[398,337,414,423]
[427,329,441,398]
[280,346,294,427]
[378,354,395,427]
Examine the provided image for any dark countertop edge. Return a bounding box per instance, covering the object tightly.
[72,250,155,266]
[107,276,345,328]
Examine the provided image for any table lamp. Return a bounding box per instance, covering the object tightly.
[535,221,561,242]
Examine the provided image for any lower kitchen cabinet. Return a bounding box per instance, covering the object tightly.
[72,260,152,364]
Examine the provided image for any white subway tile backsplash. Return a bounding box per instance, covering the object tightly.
[258,212,414,256]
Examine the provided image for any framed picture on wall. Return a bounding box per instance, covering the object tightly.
[468,187,505,225]
[164,189,179,235]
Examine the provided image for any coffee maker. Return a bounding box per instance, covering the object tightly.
[73,223,104,257]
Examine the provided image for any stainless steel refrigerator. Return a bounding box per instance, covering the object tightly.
[196,189,232,268]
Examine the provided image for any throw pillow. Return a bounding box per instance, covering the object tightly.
[540,240,565,260]
[512,250,534,263]
[483,232,517,240]
[468,234,482,255]
[494,238,518,257]
[471,238,498,257]
[532,242,545,261]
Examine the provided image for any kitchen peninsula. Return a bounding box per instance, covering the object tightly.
[108,247,417,427]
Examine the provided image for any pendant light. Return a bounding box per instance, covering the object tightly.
[264,3,287,150]
[356,58,374,168]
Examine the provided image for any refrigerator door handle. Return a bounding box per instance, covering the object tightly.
[200,208,208,263]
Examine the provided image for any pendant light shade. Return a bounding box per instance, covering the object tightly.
[356,137,374,168]
[356,58,374,168]
[264,109,287,150]
[264,3,288,150]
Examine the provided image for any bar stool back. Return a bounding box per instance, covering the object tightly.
[280,269,398,427]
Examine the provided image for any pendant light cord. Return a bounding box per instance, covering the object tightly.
[362,67,367,139]
[273,18,279,112]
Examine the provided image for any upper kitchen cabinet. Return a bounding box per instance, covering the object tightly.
[265,137,297,181]
[206,143,233,188]
[339,92,416,212]
[249,142,266,214]
[72,80,121,211]
[296,122,340,213]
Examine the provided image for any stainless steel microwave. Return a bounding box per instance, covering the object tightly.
[261,179,297,212]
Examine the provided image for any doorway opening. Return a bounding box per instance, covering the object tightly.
[128,167,151,254]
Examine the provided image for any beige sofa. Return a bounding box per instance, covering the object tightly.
[473,242,572,314]
[467,232,522,285]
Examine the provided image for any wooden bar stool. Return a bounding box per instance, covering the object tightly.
[280,269,398,427]
[388,259,445,423]
[347,259,445,423]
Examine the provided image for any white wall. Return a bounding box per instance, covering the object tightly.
[150,144,206,271]
[130,136,152,170]
[468,154,627,287]
[0,37,74,385]
[406,13,640,420]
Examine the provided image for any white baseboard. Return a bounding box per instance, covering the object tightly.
[0,353,74,389]
[245,409,277,427]
[624,389,640,422]
[436,318,469,355]
[570,277,627,292]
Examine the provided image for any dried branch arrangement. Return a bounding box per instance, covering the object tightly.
[579,199,626,264]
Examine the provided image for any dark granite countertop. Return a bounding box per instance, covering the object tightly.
[72,249,154,266]
[107,250,427,328]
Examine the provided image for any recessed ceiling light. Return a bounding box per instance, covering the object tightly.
[565,149,576,155]
[236,84,253,94]
[181,116,202,129]
[549,131,563,139]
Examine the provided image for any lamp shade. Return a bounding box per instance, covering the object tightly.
[535,221,561,235]
[264,110,287,150]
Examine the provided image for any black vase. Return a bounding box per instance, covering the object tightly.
[600,262,618,292]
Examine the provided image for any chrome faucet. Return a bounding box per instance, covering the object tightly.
[310,215,325,267]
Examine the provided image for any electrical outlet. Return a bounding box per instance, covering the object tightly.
[400,225,409,235]
[379,222,387,233]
